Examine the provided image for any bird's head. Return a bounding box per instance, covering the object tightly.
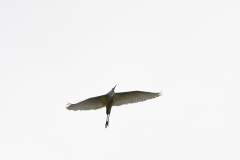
[108,85,116,95]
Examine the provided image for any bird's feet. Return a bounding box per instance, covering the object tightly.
[105,121,109,128]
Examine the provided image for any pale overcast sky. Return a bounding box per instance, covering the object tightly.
[0,0,240,160]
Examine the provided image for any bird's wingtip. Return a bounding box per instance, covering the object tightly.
[66,102,73,110]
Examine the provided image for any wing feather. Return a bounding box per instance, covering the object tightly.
[113,91,161,106]
[67,95,106,111]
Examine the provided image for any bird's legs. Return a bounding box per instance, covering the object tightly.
[105,115,110,128]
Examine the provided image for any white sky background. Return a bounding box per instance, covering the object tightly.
[0,0,240,159]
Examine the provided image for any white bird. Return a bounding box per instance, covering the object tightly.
[67,85,161,128]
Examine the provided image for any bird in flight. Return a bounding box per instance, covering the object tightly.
[67,85,161,128]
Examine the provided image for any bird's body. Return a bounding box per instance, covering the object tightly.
[106,88,115,115]
[67,85,161,128]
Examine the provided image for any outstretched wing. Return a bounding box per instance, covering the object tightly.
[113,91,161,106]
[67,95,106,111]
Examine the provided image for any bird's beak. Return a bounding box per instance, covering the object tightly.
[113,85,117,90]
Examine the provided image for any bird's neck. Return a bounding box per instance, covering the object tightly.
[108,91,115,97]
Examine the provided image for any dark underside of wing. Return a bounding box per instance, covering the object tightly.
[67,95,106,111]
[113,91,161,106]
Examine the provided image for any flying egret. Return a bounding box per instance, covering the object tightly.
[67,85,161,128]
